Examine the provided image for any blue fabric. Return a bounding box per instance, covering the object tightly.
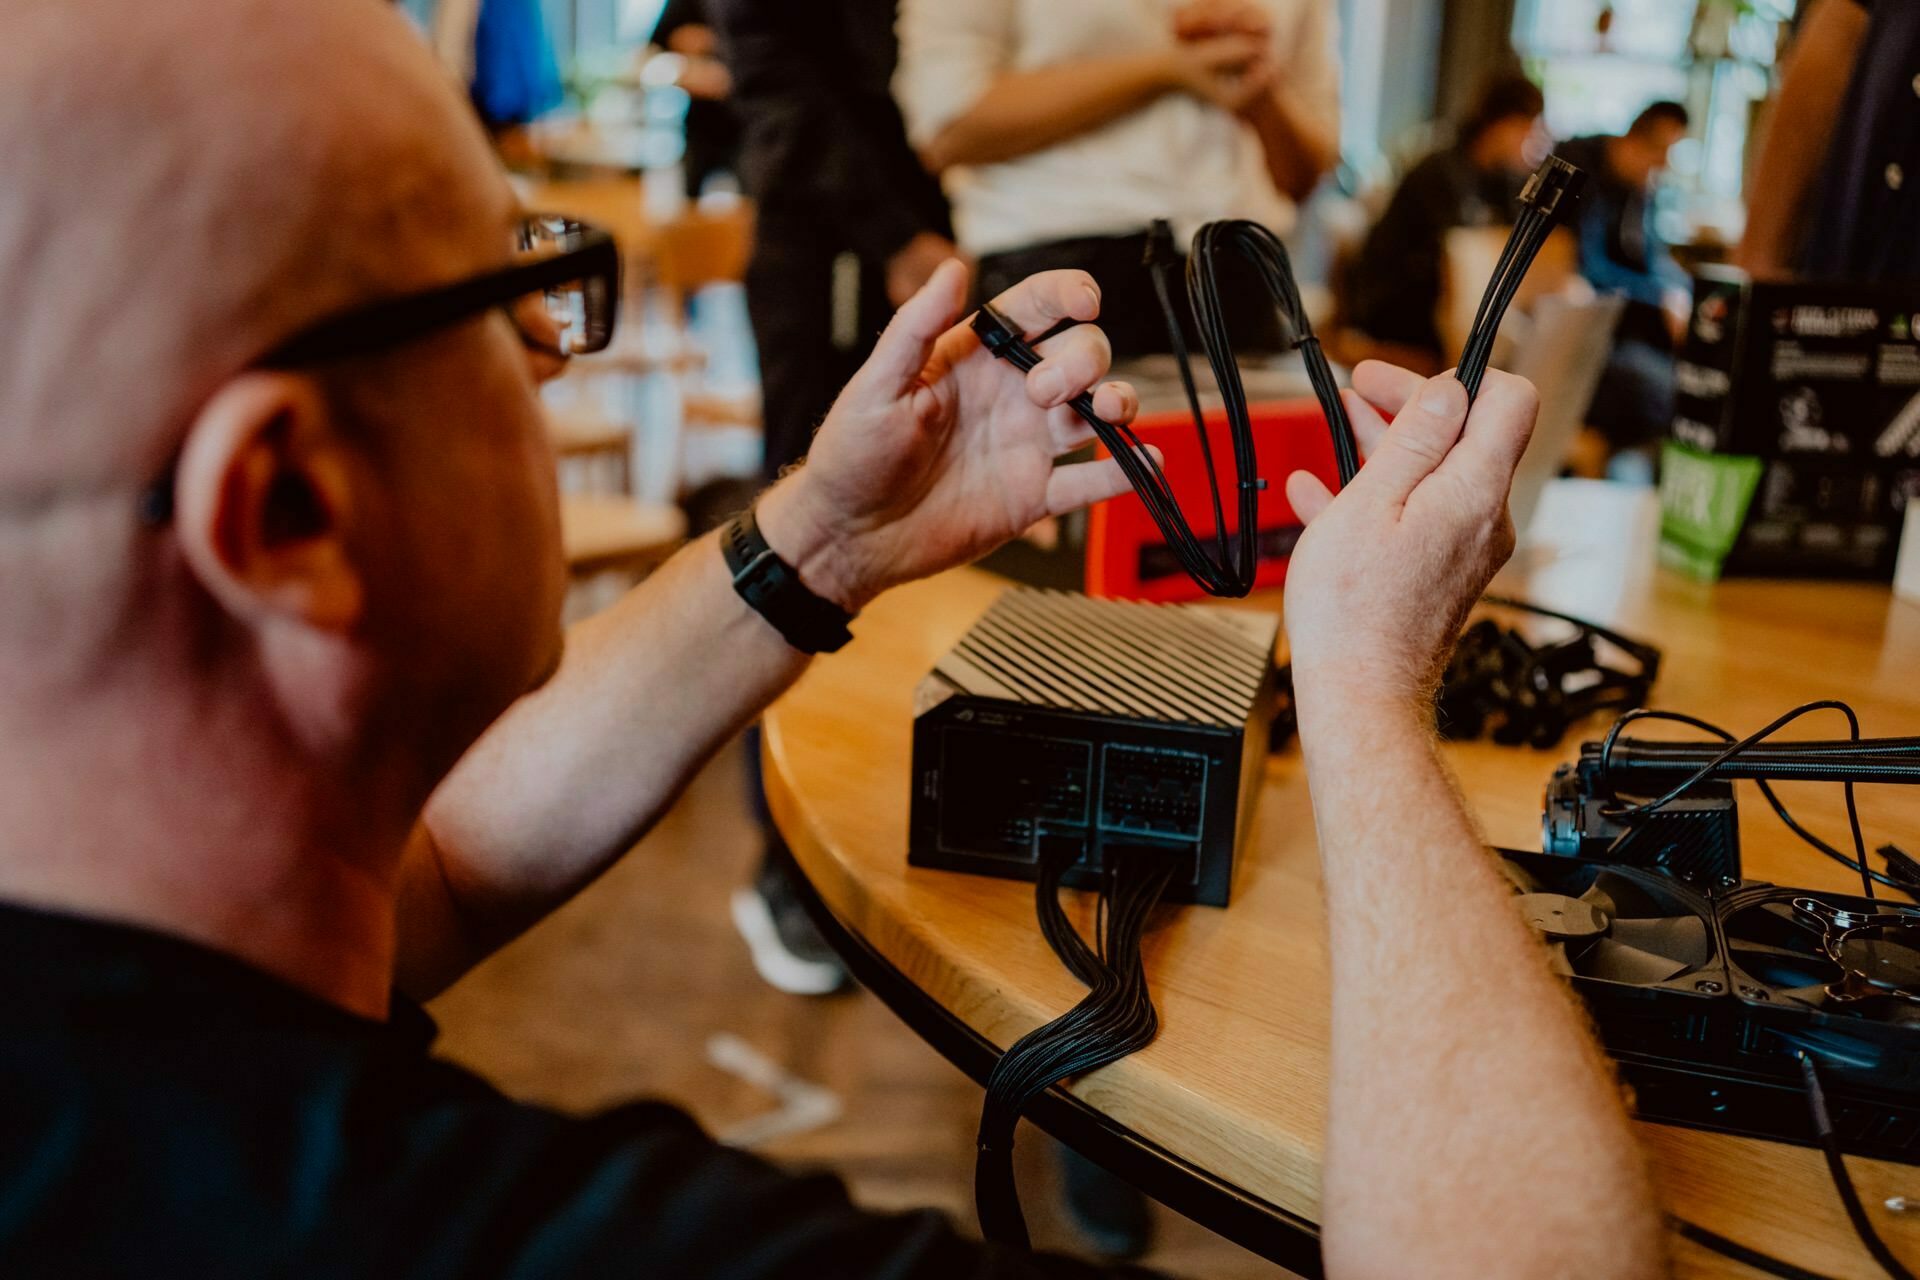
[471,0,564,128]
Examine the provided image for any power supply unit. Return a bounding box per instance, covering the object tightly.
[908,588,1280,907]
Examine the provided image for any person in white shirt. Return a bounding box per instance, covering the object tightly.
[896,0,1340,355]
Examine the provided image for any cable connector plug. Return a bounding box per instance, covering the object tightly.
[971,303,1025,362]
[1519,155,1587,223]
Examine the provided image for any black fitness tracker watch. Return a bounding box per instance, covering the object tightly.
[721,506,856,655]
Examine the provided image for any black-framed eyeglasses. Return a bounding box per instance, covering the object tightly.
[139,214,620,523]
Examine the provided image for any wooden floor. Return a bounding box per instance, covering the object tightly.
[428,737,1295,1278]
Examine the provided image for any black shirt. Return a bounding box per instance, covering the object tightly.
[1346,144,1527,358]
[0,901,1150,1278]
[708,0,949,262]
[1801,0,1920,280]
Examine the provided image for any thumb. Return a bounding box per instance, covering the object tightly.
[849,258,968,397]
[1284,469,1333,523]
[1355,374,1468,505]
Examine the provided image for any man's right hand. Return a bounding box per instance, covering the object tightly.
[1281,362,1539,714]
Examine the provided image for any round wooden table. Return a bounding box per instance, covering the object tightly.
[763,482,1920,1278]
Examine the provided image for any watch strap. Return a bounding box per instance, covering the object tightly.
[721,507,855,655]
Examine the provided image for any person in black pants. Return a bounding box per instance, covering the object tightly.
[710,0,955,997]
[648,0,741,201]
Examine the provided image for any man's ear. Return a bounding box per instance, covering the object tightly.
[173,372,365,633]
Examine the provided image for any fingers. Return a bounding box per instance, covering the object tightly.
[1046,380,1138,454]
[1285,470,1333,524]
[1045,448,1161,517]
[1434,368,1539,496]
[1028,321,1113,410]
[1350,360,1427,419]
[1352,372,1469,505]
[985,269,1103,339]
[1339,387,1389,458]
[855,258,969,395]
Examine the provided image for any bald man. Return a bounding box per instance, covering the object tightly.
[0,1,1664,1277]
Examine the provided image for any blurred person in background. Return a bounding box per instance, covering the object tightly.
[709,0,957,999]
[432,0,565,137]
[1554,101,1691,462]
[1344,73,1547,373]
[1736,0,1920,281]
[896,0,1340,358]
[650,0,741,200]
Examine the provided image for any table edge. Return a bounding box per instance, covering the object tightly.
[763,725,1326,1276]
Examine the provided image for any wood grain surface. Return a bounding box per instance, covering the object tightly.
[764,481,1920,1278]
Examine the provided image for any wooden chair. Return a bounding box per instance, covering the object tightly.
[560,494,687,580]
[1435,225,1580,368]
[547,405,633,496]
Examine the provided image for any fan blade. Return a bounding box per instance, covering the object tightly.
[1610,915,1711,968]
[1580,937,1694,984]
[1579,881,1619,920]
[1516,892,1608,942]
[1546,942,1574,978]
[1728,937,1824,964]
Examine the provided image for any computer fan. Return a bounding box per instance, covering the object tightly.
[1499,851,1920,1163]
[1502,855,1717,991]
[1720,887,1920,1096]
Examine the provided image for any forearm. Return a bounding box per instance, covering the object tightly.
[1734,0,1865,276]
[921,54,1178,171]
[1298,688,1665,1280]
[398,482,828,997]
[1242,89,1336,203]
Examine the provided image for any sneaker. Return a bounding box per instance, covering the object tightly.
[731,859,848,997]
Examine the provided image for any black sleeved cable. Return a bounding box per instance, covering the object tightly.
[1671,1217,1837,1280]
[966,157,1586,598]
[1600,702,1879,899]
[974,843,1180,1248]
[1801,1055,1918,1280]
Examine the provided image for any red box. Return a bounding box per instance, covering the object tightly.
[1085,398,1339,602]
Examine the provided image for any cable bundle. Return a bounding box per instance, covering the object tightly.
[974,840,1181,1248]
[1597,701,1909,900]
[1456,158,1583,398]
[971,156,1587,599]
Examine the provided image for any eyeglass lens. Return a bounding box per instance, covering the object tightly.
[518,215,612,355]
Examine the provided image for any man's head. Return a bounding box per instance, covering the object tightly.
[1460,74,1547,176]
[1614,101,1690,188]
[0,0,566,899]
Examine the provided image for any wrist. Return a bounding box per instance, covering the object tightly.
[753,474,872,615]
[1291,660,1437,741]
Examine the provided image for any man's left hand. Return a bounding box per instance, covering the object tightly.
[756,262,1142,613]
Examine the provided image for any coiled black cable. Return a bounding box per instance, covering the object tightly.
[970,156,1587,599]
